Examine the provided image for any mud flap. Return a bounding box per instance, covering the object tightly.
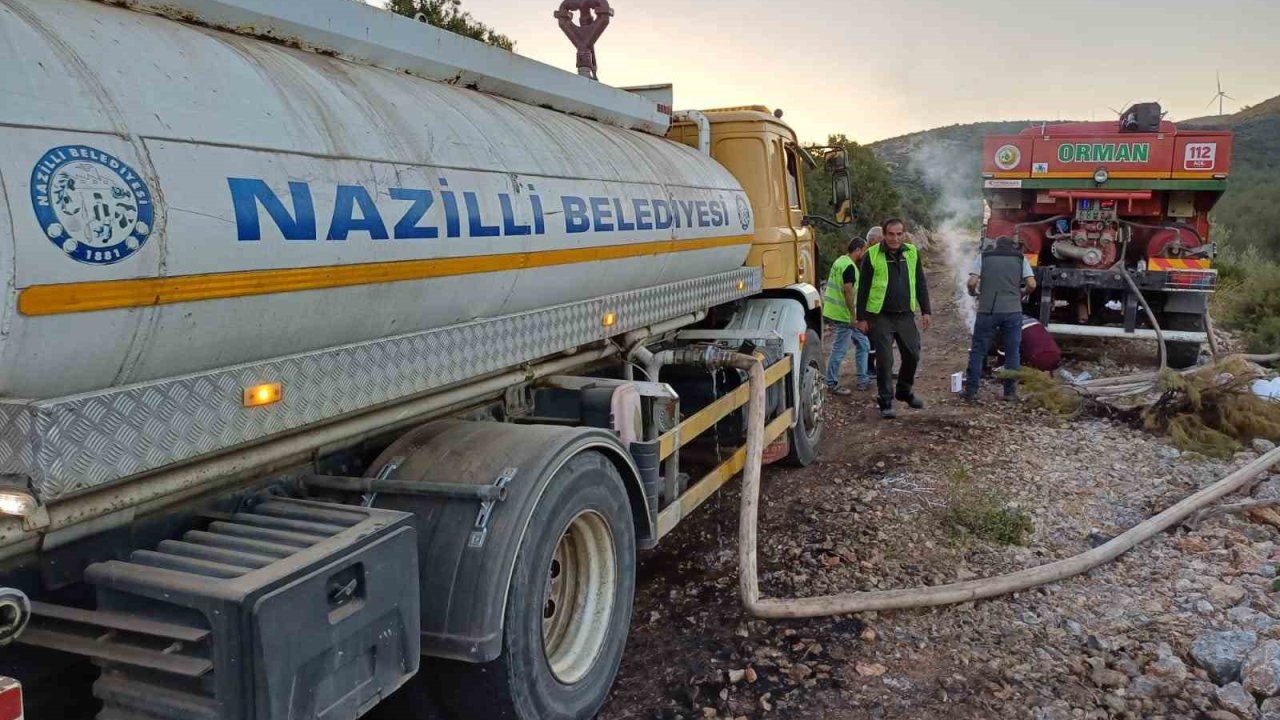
[363,421,648,663]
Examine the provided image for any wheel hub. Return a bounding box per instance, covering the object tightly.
[802,359,824,439]
[541,510,616,684]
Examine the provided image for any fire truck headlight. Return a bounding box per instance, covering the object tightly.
[1094,167,1110,184]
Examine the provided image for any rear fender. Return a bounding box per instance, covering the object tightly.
[768,283,822,336]
[365,421,647,663]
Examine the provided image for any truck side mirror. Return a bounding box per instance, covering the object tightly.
[824,148,848,173]
[831,173,853,225]
[824,149,853,225]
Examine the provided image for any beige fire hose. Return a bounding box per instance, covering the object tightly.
[1205,312,1222,360]
[732,352,1280,619]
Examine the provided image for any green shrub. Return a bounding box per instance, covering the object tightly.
[1213,242,1280,351]
[1216,260,1280,353]
[1250,316,1280,355]
[940,465,1034,546]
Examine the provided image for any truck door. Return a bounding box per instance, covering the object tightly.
[781,141,815,286]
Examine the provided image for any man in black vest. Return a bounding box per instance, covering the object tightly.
[856,219,932,419]
[963,236,1037,402]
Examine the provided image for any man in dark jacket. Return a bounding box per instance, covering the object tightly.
[963,236,1036,401]
[856,218,931,419]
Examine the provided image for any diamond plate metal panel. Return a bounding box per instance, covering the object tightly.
[2,268,761,501]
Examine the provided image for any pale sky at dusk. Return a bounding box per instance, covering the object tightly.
[384,0,1280,143]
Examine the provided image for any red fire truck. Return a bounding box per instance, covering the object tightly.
[982,103,1232,367]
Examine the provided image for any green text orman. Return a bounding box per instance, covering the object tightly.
[1057,142,1150,163]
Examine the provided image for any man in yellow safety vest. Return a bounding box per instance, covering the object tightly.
[822,237,870,395]
[856,218,932,419]
[863,225,884,374]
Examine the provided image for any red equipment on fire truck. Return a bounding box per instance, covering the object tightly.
[982,102,1232,367]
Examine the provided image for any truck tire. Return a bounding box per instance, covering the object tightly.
[432,450,636,720]
[784,328,823,466]
[1163,313,1204,369]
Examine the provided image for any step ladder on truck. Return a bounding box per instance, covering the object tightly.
[0,1,852,718]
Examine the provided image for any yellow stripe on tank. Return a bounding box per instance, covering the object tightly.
[19,235,751,316]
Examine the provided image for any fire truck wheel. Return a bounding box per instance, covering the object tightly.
[784,328,823,466]
[433,450,636,720]
[1163,313,1204,369]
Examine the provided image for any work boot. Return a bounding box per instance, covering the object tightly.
[896,392,925,410]
[878,400,896,419]
[829,385,853,397]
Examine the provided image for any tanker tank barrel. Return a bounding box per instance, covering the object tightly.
[0,0,760,502]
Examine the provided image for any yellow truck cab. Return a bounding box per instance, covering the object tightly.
[671,107,820,290]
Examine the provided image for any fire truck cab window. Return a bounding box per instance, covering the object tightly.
[784,146,801,209]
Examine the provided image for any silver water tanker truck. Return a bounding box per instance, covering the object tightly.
[0,0,853,717]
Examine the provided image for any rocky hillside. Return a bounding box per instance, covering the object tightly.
[1182,95,1280,259]
[1183,94,1280,129]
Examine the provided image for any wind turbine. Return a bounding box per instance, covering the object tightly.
[1107,100,1133,117]
[1206,72,1236,116]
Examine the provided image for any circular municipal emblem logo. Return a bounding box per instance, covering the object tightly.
[736,195,752,231]
[993,144,1022,171]
[31,145,154,266]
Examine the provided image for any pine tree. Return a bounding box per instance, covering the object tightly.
[386,0,514,51]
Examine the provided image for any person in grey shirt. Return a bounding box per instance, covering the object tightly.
[963,236,1036,402]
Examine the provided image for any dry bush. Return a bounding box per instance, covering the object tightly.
[1000,367,1083,416]
[1141,359,1280,458]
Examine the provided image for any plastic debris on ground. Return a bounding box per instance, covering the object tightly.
[1253,377,1280,401]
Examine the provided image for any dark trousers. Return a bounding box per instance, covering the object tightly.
[966,311,1022,397]
[867,311,921,405]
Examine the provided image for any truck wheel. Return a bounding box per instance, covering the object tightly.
[1163,313,1204,369]
[433,450,636,720]
[784,329,823,466]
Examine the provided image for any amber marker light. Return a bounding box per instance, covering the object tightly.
[243,382,283,408]
[736,279,746,291]
[0,488,37,519]
[602,311,617,328]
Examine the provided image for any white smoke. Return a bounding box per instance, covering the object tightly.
[907,139,984,329]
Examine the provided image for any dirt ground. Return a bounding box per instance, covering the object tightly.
[598,259,1280,720]
[599,260,1012,719]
